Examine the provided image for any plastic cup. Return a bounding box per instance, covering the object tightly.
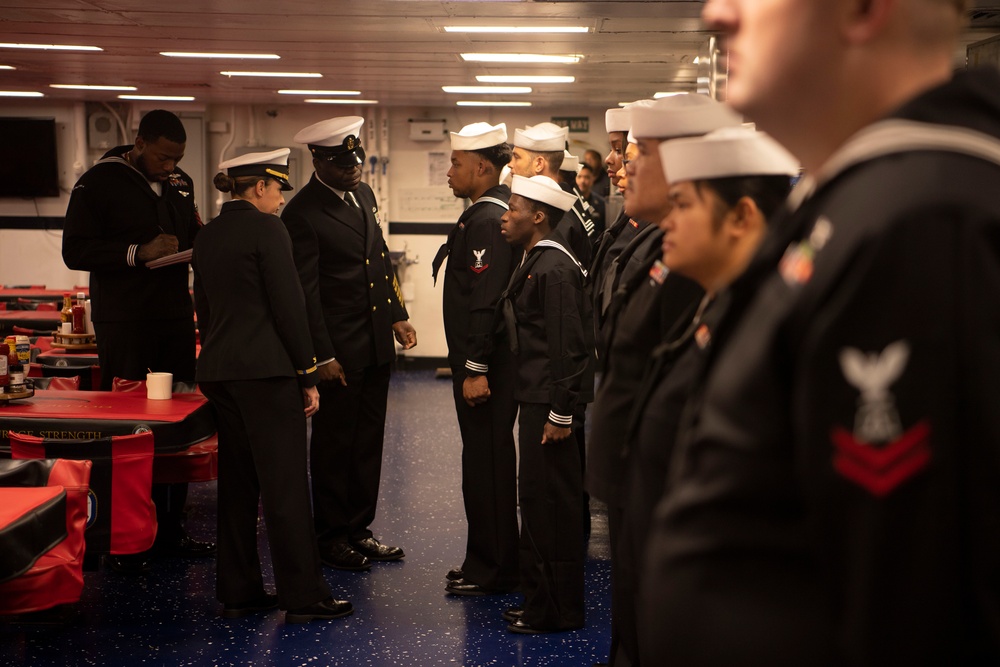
[146,372,173,400]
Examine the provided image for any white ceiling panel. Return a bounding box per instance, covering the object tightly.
[0,1,996,108]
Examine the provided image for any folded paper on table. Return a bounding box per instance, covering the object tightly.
[146,248,193,269]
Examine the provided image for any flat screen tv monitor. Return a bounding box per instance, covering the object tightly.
[0,117,60,198]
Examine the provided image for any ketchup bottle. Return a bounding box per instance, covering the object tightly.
[72,291,86,334]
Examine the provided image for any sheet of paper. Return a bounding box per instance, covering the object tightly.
[146,248,193,269]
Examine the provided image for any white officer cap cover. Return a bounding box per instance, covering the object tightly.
[631,94,742,140]
[659,127,800,184]
[605,99,655,134]
[511,175,577,212]
[294,115,365,166]
[513,122,569,152]
[451,122,507,151]
[561,150,581,173]
[219,148,294,191]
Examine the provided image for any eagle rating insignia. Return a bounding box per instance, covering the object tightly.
[470,248,488,273]
[832,340,930,496]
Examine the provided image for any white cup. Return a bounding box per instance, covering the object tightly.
[146,372,173,400]
[60,322,73,334]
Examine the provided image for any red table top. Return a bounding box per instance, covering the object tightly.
[0,390,215,454]
[0,310,63,336]
[0,390,206,422]
[0,311,63,321]
[0,288,88,302]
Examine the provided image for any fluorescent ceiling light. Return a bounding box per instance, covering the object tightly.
[653,92,688,99]
[442,85,531,94]
[0,90,43,97]
[161,51,279,59]
[445,26,588,34]
[0,65,14,70]
[476,75,574,84]
[51,84,137,91]
[119,94,195,101]
[0,42,102,52]
[304,98,378,105]
[278,89,361,95]
[461,53,582,64]
[220,71,321,78]
[456,101,532,107]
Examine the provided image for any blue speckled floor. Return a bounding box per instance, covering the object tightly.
[1,369,611,667]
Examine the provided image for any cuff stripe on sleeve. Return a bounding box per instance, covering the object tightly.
[548,411,573,426]
[466,360,489,374]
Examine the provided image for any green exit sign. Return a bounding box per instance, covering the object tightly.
[551,117,589,133]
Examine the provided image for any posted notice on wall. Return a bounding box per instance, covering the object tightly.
[428,152,451,187]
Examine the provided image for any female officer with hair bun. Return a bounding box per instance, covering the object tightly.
[193,149,353,624]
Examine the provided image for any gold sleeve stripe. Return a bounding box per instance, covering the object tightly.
[392,272,405,308]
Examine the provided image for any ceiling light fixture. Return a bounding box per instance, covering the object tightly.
[220,71,321,78]
[460,53,582,64]
[161,52,280,59]
[278,89,361,95]
[0,90,43,97]
[51,84,138,91]
[653,92,688,98]
[0,42,102,52]
[445,26,588,34]
[304,98,379,104]
[442,86,531,94]
[119,94,195,101]
[0,65,14,70]
[456,101,532,107]
[476,75,574,84]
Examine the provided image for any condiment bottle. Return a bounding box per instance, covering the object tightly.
[0,343,9,391]
[61,293,73,324]
[72,291,87,334]
[9,363,24,393]
[4,336,16,366]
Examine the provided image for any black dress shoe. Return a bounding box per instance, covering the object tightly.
[507,618,554,635]
[445,578,504,597]
[285,598,354,624]
[164,535,217,558]
[104,554,151,574]
[502,606,524,623]
[321,542,371,571]
[222,593,279,619]
[507,617,582,634]
[349,537,404,562]
[446,567,464,581]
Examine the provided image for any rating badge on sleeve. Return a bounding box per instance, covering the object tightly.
[470,248,489,274]
[830,340,931,497]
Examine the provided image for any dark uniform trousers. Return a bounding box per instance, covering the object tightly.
[517,403,586,631]
[450,349,519,591]
[311,362,391,546]
[94,317,197,549]
[201,378,330,611]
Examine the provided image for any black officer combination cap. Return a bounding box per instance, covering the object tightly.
[219,148,294,190]
[294,115,366,167]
